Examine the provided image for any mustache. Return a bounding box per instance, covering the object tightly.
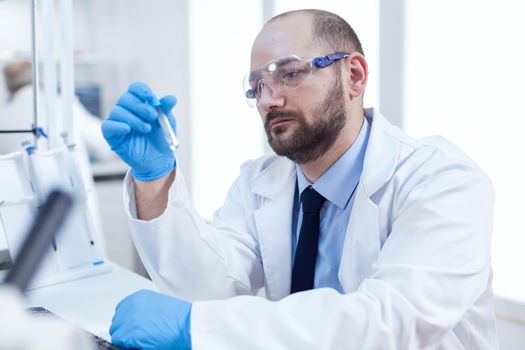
[265,110,303,129]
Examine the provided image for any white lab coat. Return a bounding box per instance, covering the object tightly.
[125,109,498,349]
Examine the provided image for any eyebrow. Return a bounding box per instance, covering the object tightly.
[272,56,299,66]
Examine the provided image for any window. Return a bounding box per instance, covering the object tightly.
[189,0,265,219]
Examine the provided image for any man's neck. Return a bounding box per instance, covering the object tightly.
[299,109,365,183]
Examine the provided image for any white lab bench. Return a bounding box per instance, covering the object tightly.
[25,262,156,341]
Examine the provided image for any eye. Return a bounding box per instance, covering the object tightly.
[284,71,299,79]
[257,80,269,91]
[281,68,309,86]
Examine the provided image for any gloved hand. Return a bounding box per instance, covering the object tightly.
[110,289,192,350]
[101,82,178,181]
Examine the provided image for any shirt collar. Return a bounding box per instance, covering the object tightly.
[296,116,370,209]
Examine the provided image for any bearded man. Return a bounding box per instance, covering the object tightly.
[103,9,497,350]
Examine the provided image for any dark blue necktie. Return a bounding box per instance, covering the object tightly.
[291,186,326,293]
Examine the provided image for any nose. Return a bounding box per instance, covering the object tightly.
[257,81,285,111]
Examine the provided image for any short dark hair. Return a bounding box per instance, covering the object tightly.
[268,9,365,56]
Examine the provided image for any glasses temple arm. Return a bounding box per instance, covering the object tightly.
[312,53,350,68]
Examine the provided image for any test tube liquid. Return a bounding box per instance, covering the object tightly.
[155,106,179,154]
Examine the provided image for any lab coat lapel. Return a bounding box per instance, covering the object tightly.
[339,110,402,291]
[251,157,296,301]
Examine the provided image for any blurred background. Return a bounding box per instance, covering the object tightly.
[0,0,524,346]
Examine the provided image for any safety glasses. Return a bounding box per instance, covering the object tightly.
[243,52,350,107]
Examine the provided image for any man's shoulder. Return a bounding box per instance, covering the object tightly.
[367,111,490,196]
[370,109,479,169]
[388,134,494,202]
[398,134,481,172]
[234,154,296,199]
[366,111,490,192]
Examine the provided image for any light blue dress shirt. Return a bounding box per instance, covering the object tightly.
[292,116,370,293]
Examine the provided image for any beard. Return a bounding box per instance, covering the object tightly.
[264,73,347,164]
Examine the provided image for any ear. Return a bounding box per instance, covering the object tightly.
[345,53,368,100]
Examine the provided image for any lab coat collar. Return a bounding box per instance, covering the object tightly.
[337,108,403,291]
[252,159,296,300]
[360,108,402,196]
[249,156,295,200]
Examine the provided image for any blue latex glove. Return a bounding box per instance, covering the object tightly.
[101,82,178,181]
[110,289,192,350]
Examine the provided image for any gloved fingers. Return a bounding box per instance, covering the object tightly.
[160,95,177,133]
[109,295,133,337]
[101,120,132,149]
[109,105,152,133]
[159,95,177,114]
[110,328,133,348]
[128,81,157,105]
[117,91,157,124]
[113,290,138,315]
[109,311,121,336]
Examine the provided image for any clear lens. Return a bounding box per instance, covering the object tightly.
[243,55,313,107]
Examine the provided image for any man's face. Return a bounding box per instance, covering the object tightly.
[263,71,347,164]
[250,15,349,164]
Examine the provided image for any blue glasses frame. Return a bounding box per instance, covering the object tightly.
[311,52,350,69]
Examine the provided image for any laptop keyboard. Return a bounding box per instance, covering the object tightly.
[27,306,122,350]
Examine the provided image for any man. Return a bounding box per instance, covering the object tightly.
[103,9,497,350]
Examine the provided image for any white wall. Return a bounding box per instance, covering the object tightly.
[189,0,265,219]
[0,0,32,52]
